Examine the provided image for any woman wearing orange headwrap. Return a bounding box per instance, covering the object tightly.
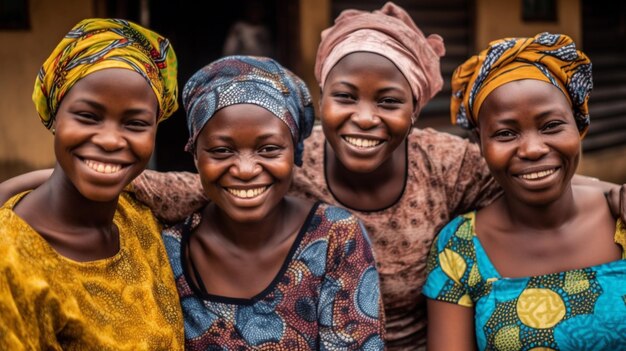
[424,33,626,351]
[0,19,183,349]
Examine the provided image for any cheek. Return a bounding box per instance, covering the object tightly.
[196,158,223,184]
[482,144,511,171]
[267,156,295,181]
[132,133,157,161]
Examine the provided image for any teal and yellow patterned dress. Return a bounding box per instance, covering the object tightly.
[423,212,626,350]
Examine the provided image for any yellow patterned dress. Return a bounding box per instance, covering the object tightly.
[424,212,626,351]
[0,192,184,350]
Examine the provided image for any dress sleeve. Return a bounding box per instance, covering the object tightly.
[318,208,386,350]
[423,215,475,307]
[444,138,502,215]
[130,170,208,223]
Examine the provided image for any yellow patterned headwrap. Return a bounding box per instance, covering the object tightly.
[451,33,592,136]
[33,18,178,130]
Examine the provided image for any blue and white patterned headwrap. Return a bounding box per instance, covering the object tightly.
[183,56,315,166]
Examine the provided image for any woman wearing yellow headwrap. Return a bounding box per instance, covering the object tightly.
[424,33,626,351]
[0,19,183,349]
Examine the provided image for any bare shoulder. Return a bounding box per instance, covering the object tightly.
[573,184,611,214]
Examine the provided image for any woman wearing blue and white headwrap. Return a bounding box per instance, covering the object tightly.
[161,55,385,350]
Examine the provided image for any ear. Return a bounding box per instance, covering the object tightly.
[471,128,483,155]
[192,147,199,170]
[318,88,324,112]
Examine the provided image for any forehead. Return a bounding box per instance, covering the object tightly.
[479,79,571,119]
[64,68,155,103]
[199,103,292,139]
[326,52,409,85]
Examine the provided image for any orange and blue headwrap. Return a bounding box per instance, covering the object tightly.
[451,32,592,136]
[33,18,178,130]
[183,56,315,166]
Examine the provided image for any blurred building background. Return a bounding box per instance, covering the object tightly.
[1,0,625,183]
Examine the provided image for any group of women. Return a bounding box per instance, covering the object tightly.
[1,2,625,350]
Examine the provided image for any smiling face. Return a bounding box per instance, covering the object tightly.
[477,79,581,207]
[194,104,295,223]
[320,52,415,173]
[53,68,158,202]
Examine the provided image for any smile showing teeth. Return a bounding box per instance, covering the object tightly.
[227,186,268,199]
[84,159,123,174]
[344,136,383,148]
[518,168,557,180]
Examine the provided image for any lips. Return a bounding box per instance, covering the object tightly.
[226,186,269,199]
[515,167,559,181]
[83,159,125,174]
[343,136,384,148]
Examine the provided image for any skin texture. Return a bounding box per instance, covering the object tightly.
[13,68,158,262]
[190,104,313,298]
[321,52,414,211]
[427,79,622,351]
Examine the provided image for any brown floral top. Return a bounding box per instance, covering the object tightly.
[132,126,501,350]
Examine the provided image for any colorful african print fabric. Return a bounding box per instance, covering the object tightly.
[424,212,626,351]
[0,192,184,350]
[182,55,314,165]
[162,201,385,350]
[33,18,178,129]
[451,32,592,135]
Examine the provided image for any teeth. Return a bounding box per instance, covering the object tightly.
[344,136,382,148]
[227,187,268,199]
[519,169,556,180]
[84,159,122,174]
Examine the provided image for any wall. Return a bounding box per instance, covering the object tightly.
[475,0,581,50]
[299,0,331,114]
[0,0,94,181]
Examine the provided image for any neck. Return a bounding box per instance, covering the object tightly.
[325,139,406,192]
[204,198,296,251]
[31,165,118,229]
[502,185,577,231]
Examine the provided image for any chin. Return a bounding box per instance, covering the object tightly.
[75,182,124,202]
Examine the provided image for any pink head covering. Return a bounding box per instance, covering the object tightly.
[315,2,445,112]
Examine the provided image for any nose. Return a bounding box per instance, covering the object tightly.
[517,133,550,160]
[351,103,381,130]
[229,155,262,180]
[91,123,126,152]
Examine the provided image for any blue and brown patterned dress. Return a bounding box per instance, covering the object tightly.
[162,201,385,350]
[424,212,626,351]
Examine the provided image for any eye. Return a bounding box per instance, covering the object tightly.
[259,144,284,157]
[492,129,516,141]
[378,97,403,109]
[208,147,234,159]
[74,112,99,124]
[542,120,565,133]
[331,91,356,103]
[126,119,154,131]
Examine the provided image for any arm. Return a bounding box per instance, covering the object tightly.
[0,169,53,204]
[318,213,385,350]
[441,136,502,215]
[427,299,476,351]
[572,175,626,222]
[131,169,208,223]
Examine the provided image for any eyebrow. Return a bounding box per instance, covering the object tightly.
[208,132,289,143]
[332,80,408,94]
[73,98,155,115]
